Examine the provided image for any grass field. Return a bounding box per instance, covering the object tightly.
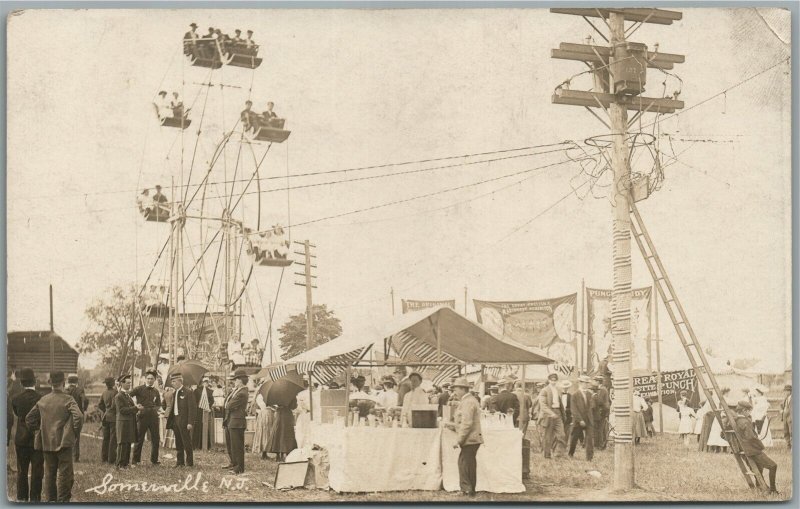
[6,431,792,502]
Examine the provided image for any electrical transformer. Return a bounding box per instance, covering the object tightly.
[611,42,648,95]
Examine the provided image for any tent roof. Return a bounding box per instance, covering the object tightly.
[286,306,552,365]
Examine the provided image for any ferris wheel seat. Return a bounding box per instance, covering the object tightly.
[143,205,172,222]
[223,51,263,69]
[248,126,291,143]
[185,52,223,69]
[160,115,192,129]
[257,257,293,268]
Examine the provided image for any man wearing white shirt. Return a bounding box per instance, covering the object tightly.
[401,373,428,427]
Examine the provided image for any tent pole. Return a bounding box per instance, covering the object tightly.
[655,284,663,434]
[308,370,314,421]
[344,365,351,427]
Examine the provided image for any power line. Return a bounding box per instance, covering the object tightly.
[9,141,574,203]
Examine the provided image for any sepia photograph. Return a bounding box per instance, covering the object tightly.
[4,5,794,503]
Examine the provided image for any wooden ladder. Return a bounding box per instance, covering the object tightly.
[629,202,767,491]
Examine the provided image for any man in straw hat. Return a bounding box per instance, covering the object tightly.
[223,369,249,474]
[725,400,779,493]
[537,372,567,459]
[131,369,162,465]
[568,375,595,461]
[24,371,83,502]
[444,377,483,497]
[11,368,43,501]
[162,373,196,468]
[97,376,117,464]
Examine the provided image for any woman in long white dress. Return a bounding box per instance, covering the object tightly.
[251,389,276,459]
[632,391,648,444]
[677,391,696,446]
[751,388,774,447]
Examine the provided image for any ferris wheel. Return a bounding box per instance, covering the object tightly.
[136,22,293,371]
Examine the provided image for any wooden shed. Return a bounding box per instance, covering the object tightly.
[7,330,79,382]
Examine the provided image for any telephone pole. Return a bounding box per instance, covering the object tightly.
[550,8,683,491]
[293,240,317,352]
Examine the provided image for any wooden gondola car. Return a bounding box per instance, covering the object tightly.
[246,119,291,143]
[184,39,223,69]
[222,45,263,69]
[143,204,171,222]
[160,115,192,129]
[257,256,293,267]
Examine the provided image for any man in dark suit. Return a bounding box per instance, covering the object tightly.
[11,368,43,501]
[395,367,412,406]
[592,375,611,450]
[97,377,117,464]
[568,375,595,460]
[193,376,215,450]
[163,373,196,467]
[24,371,83,502]
[223,369,249,474]
[494,379,520,423]
[131,370,162,464]
[114,375,138,469]
[537,373,567,459]
[64,374,87,462]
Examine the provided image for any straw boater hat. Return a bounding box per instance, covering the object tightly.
[578,374,591,383]
[558,380,573,390]
[451,377,470,389]
[547,373,559,381]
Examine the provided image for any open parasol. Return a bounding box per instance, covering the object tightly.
[167,360,209,387]
[257,369,305,407]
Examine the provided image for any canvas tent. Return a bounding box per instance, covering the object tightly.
[260,306,553,385]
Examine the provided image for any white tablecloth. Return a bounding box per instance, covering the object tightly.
[310,424,442,493]
[441,427,525,493]
[308,423,523,493]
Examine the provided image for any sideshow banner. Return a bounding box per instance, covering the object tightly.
[473,294,577,376]
[632,368,700,410]
[586,287,652,372]
[401,299,456,314]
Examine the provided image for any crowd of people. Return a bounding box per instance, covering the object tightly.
[183,23,258,60]
[8,363,790,500]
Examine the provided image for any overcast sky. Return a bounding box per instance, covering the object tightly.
[6,8,791,371]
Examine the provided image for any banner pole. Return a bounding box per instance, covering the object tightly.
[580,279,585,374]
[655,285,664,434]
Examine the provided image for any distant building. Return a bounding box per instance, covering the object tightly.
[7,331,79,383]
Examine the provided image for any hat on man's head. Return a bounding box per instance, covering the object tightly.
[589,381,599,389]
[451,377,470,389]
[118,374,132,383]
[155,185,162,190]
[558,380,573,390]
[235,29,241,34]
[784,385,792,392]
[158,91,167,96]
[20,368,35,384]
[103,376,116,385]
[228,368,248,381]
[49,372,65,385]
[247,30,253,34]
[547,373,559,381]
[67,374,79,384]
[736,399,753,410]
[169,373,183,382]
[578,374,591,383]
[489,385,499,393]
[190,23,198,28]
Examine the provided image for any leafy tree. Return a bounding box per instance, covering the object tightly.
[278,304,342,360]
[78,285,143,374]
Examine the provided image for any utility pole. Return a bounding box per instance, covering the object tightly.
[550,8,684,491]
[390,287,395,316]
[49,285,55,372]
[293,240,317,352]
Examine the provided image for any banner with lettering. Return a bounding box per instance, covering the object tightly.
[586,287,652,372]
[632,368,700,410]
[473,294,577,376]
[401,299,456,314]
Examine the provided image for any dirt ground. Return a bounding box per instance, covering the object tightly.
[5,430,791,502]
